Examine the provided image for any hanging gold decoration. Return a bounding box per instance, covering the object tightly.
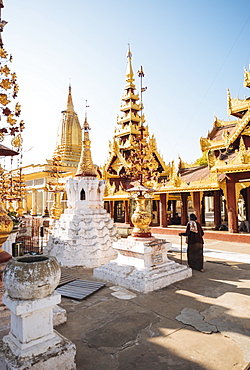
[7,113,17,125]
[11,133,22,147]
[0,1,26,259]
[0,47,7,58]
[47,154,64,219]
[0,77,11,90]
[0,201,13,251]
[0,93,10,105]
[0,64,10,76]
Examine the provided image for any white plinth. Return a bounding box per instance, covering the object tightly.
[94,236,192,293]
[45,208,118,268]
[2,292,62,357]
[0,333,76,370]
[0,292,76,369]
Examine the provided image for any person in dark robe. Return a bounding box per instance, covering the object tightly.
[179,213,204,271]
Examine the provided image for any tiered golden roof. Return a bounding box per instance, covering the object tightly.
[200,67,250,175]
[103,46,170,194]
[160,65,250,197]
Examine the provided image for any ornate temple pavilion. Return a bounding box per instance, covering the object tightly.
[152,65,250,233]
[101,47,171,226]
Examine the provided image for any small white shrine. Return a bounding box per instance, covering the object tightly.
[94,235,192,293]
[94,189,192,293]
[45,115,117,268]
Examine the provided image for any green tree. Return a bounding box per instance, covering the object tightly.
[195,151,208,166]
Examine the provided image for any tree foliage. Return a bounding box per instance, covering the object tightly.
[195,151,208,166]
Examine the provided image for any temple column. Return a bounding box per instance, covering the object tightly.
[226,181,238,233]
[181,193,188,225]
[214,190,221,227]
[156,200,160,225]
[31,189,37,216]
[193,191,201,224]
[43,189,48,214]
[124,200,129,224]
[246,187,250,222]
[201,194,205,225]
[172,200,177,217]
[223,197,228,221]
[109,201,114,219]
[23,197,27,213]
[159,193,167,228]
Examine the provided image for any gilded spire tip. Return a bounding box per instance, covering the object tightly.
[126,44,134,85]
[67,83,74,112]
[127,43,132,59]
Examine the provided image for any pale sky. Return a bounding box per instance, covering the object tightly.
[2,0,250,170]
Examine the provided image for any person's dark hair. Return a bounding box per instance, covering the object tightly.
[189,213,197,221]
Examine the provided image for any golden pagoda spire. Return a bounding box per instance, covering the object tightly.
[53,85,82,167]
[115,46,143,134]
[66,84,74,113]
[125,44,135,89]
[75,101,97,177]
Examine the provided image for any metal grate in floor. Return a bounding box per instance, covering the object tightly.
[56,279,106,300]
[58,273,77,287]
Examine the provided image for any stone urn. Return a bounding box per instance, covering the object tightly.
[2,255,61,300]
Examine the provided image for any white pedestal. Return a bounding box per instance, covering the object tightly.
[45,208,118,268]
[94,236,192,293]
[0,292,76,369]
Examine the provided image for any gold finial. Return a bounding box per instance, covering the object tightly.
[85,99,89,119]
[137,65,147,127]
[126,44,135,85]
[127,43,132,58]
[75,102,97,177]
[66,83,74,112]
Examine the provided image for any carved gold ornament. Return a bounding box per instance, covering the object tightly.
[7,113,17,125]
[11,133,22,147]
[0,47,8,58]
[15,102,21,116]
[0,65,10,76]
[0,93,10,106]
[50,192,63,220]
[0,78,12,90]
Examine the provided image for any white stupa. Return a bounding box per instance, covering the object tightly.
[45,113,118,268]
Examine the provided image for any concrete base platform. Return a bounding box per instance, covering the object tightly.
[94,259,192,293]
[94,236,192,293]
[0,331,76,370]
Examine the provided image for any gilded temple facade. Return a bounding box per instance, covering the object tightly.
[102,53,250,233]
[152,65,250,233]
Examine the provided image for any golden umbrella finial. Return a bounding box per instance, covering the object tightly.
[75,100,97,177]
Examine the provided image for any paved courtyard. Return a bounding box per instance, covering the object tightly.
[1,235,250,369]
